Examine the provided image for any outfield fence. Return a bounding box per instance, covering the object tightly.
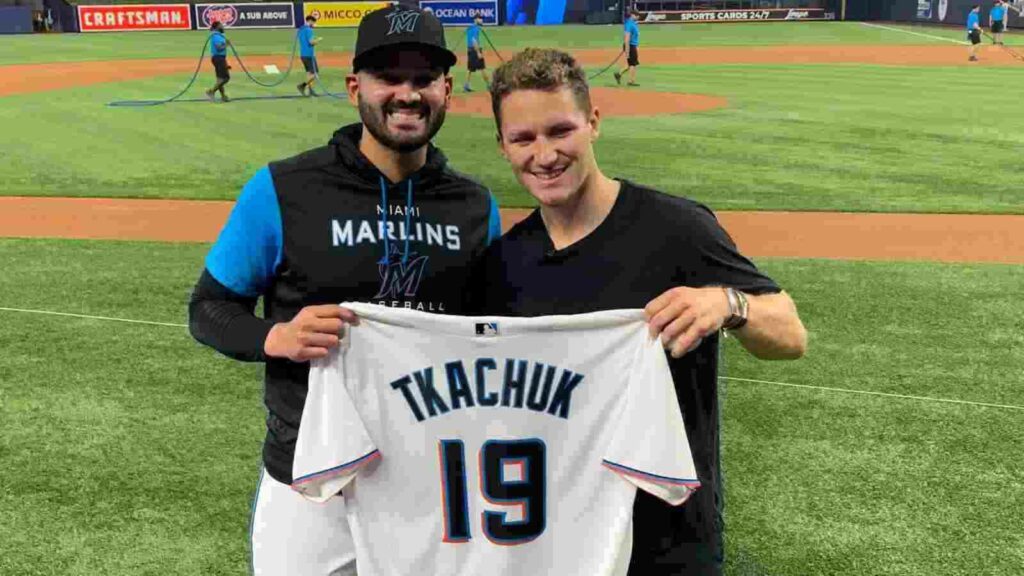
[32,0,855,33]
[862,0,1023,28]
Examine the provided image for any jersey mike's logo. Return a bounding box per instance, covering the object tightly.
[374,245,429,300]
[385,9,420,35]
[201,5,238,28]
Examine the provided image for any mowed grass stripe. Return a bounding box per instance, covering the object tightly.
[1,239,1022,575]
[0,316,263,576]
[2,61,1023,212]
[722,382,1024,576]
[724,258,1024,407]
[0,22,973,66]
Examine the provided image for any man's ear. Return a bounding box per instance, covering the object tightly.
[495,131,509,160]
[590,106,602,141]
[345,73,359,106]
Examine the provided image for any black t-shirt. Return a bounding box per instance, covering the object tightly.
[471,180,780,573]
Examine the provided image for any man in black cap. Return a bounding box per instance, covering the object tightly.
[187,5,500,575]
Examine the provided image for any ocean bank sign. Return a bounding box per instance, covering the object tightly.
[420,0,497,25]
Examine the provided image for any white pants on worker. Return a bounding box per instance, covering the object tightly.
[250,468,357,576]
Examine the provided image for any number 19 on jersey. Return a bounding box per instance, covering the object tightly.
[439,438,547,545]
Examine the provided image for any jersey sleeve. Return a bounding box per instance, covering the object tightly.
[204,166,283,298]
[292,340,380,503]
[602,334,700,506]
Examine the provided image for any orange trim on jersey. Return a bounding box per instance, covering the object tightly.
[292,449,381,487]
[480,452,532,546]
[440,441,470,543]
[601,460,701,488]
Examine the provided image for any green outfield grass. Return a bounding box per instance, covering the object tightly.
[2,22,1023,212]
[2,59,1023,212]
[3,22,1002,65]
[1,238,1021,575]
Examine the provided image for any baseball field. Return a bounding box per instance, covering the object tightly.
[1,19,1022,575]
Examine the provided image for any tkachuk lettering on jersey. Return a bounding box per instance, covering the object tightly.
[331,219,461,251]
[293,304,700,576]
[389,359,584,422]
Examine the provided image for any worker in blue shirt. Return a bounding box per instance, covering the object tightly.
[614,9,641,86]
[463,14,490,92]
[990,0,1007,45]
[967,4,982,61]
[296,15,322,96]
[205,21,231,102]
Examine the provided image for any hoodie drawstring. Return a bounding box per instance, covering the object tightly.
[403,179,413,266]
[378,176,416,266]
[378,176,390,265]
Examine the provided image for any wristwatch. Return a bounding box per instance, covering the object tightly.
[722,287,749,330]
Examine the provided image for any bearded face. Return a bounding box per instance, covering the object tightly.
[349,49,452,153]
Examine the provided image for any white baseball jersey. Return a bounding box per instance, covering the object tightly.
[292,303,699,576]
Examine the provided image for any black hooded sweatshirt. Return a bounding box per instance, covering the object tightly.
[189,122,500,484]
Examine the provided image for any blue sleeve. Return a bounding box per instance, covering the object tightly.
[205,166,284,297]
[486,192,502,245]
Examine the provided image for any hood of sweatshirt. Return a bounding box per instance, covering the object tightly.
[327,122,450,266]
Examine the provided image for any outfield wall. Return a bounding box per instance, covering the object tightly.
[59,0,851,32]
[0,5,32,33]
[637,7,836,24]
[871,0,1022,28]
[70,0,504,30]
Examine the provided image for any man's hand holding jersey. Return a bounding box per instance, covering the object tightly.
[264,305,360,362]
[645,286,807,360]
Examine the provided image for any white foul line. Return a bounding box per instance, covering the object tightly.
[723,376,1024,412]
[860,21,968,45]
[2,305,1021,412]
[0,306,187,328]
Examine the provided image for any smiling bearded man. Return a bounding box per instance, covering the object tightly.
[187,5,501,576]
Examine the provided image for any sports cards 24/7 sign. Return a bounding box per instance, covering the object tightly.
[78,4,192,32]
[303,1,390,27]
[420,0,498,25]
[640,8,835,23]
[195,3,295,29]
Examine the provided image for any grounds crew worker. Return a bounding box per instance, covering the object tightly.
[205,21,231,102]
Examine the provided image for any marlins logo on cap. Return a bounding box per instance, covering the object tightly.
[386,9,420,35]
[352,5,457,71]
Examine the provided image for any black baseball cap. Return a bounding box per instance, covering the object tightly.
[352,4,457,72]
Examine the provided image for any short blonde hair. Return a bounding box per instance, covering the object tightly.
[489,48,592,134]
